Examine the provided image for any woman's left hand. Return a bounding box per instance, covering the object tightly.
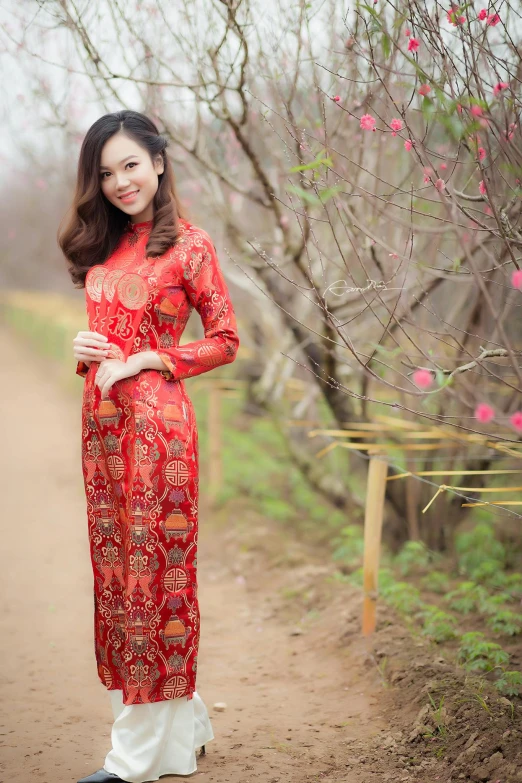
[95,353,143,398]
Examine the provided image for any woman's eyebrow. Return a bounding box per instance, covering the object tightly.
[99,155,139,170]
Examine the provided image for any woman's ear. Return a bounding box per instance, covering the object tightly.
[155,154,164,176]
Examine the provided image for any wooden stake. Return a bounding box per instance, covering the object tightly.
[362,452,388,636]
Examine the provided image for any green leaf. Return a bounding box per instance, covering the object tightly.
[289,152,333,173]
[382,32,391,58]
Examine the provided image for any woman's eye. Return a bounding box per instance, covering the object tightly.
[101,162,137,179]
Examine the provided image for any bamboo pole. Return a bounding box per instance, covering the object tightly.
[362,452,389,636]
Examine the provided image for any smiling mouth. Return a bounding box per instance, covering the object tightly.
[119,190,139,200]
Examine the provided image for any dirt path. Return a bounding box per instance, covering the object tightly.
[0,326,448,783]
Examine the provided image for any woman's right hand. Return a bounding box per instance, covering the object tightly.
[73,331,111,367]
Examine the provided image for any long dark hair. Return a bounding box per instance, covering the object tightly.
[58,110,188,288]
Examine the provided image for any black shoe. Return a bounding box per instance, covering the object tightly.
[199,744,206,756]
[77,769,129,783]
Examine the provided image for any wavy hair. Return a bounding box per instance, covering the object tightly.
[58,110,188,288]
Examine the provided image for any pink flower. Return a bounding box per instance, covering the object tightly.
[510,411,522,432]
[447,6,465,25]
[419,84,431,96]
[435,178,445,191]
[405,27,411,36]
[390,118,403,136]
[478,8,487,19]
[440,162,447,170]
[471,105,483,116]
[413,369,434,388]
[456,103,463,113]
[511,269,522,289]
[360,113,376,131]
[479,180,487,195]
[493,82,509,95]
[478,147,486,160]
[404,139,413,151]
[333,95,341,102]
[486,12,500,25]
[475,403,495,423]
[408,37,420,52]
[423,175,431,184]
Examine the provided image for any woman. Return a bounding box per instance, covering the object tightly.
[59,110,240,783]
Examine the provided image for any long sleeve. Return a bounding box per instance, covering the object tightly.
[155,229,239,381]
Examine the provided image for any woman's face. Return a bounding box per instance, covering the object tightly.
[99,132,164,223]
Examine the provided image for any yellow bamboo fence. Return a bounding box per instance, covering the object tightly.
[307,413,522,636]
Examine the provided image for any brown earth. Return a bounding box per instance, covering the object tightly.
[1,324,521,783]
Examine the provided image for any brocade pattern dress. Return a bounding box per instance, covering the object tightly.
[77,216,239,710]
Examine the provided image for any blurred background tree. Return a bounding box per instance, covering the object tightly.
[2,0,522,552]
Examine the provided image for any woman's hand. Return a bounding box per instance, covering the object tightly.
[73,331,111,367]
[95,353,144,398]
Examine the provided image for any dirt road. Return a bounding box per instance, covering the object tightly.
[0,326,447,783]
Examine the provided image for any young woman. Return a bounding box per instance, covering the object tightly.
[59,110,240,783]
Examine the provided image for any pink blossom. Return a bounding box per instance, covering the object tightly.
[435,178,445,191]
[479,180,487,195]
[478,147,486,160]
[510,411,522,432]
[390,118,403,136]
[471,105,483,117]
[419,84,431,96]
[511,269,522,290]
[423,175,431,184]
[493,82,509,95]
[360,113,376,131]
[423,166,433,174]
[456,103,463,113]
[486,12,500,25]
[475,403,495,423]
[408,37,420,52]
[447,6,465,25]
[404,139,413,151]
[440,162,447,170]
[389,252,399,259]
[405,27,411,36]
[478,8,487,19]
[413,369,434,388]
[333,95,341,102]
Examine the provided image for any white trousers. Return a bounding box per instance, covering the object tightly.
[103,689,215,782]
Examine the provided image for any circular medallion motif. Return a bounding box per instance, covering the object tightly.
[162,675,189,699]
[164,460,189,486]
[107,454,125,480]
[196,343,223,366]
[86,266,107,303]
[103,268,126,303]
[117,273,149,309]
[163,567,188,593]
